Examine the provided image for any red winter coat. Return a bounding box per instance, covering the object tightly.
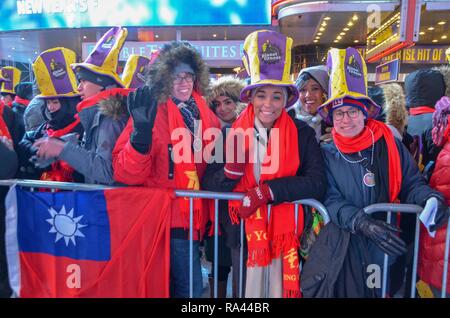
[112,92,220,236]
[418,140,450,294]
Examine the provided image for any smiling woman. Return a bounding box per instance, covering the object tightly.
[202,30,327,299]
[252,85,287,128]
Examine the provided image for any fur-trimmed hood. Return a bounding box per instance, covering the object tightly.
[381,83,407,135]
[146,41,210,103]
[207,76,247,116]
[98,94,128,120]
[433,65,450,97]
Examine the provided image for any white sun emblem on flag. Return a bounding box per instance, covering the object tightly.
[46,205,87,246]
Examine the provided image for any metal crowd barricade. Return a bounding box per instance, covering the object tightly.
[364,203,450,298]
[176,189,330,298]
[0,180,330,299]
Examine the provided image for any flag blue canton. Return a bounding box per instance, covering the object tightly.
[16,188,111,261]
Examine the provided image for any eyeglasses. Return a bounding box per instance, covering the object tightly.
[173,73,195,84]
[333,108,360,121]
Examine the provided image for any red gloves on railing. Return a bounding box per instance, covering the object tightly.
[238,183,273,219]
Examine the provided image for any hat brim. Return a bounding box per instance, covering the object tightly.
[71,63,124,88]
[240,81,299,108]
[318,93,381,125]
[36,92,80,99]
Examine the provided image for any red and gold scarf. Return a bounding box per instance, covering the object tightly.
[167,91,219,232]
[332,119,402,202]
[0,104,12,141]
[228,103,303,297]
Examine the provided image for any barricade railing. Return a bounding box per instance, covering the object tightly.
[364,203,450,298]
[167,190,330,298]
[0,179,330,299]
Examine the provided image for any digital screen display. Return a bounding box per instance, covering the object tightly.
[0,0,271,31]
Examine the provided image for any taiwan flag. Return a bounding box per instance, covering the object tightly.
[5,186,172,298]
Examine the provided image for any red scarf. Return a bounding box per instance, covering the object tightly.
[40,120,83,184]
[0,104,12,141]
[332,119,402,202]
[166,91,219,232]
[228,104,303,297]
[14,96,30,107]
[46,120,80,138]
[409,106,435,116]
[76,88,132,113]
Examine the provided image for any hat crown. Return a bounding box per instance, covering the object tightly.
[243,30,292,85]
[0,67,21,94]
[33,47,79,98]
[121,55,151,89]
[240,30,299,107]
[72,26,128,87]
[327,47,367,98]
[317,47,381,124]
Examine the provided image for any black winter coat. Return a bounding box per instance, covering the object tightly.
[0,106,19,179]
[321,137,442,232]
[311,135,444,297]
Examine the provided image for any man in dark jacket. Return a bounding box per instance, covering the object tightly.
[32,28,130,185]
[405,68,446,169]
[0,103,19,298]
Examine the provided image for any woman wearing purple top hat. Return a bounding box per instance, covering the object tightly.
[32,27,131,185]
[203,30,326,298]
[301,47,448,298]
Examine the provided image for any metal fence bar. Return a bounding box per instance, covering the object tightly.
[213,199,219,298]
[189,197,194,298]
[381,211,392,298]
[364,203,424,298]
[239,219,244,298]
[411,213,421,298]
[442,223,450,298]
[0,179,116,191]
[265,204,272,298]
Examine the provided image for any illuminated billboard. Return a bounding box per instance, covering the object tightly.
[0,0,271,31]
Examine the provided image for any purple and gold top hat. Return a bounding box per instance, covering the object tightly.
[71,26,128,88]
[240,30,298,108]
[33,47,79,99]
[0,67,21,95]
[121,55,151,89]
[317,47,381,124]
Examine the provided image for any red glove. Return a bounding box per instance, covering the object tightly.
[238,183,273,219]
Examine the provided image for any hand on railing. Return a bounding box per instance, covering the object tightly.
[427,196,450,232]
[353,210,407,256]
[238,184,273,219]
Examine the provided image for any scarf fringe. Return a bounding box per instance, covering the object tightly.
[271,232,299,258]
[180,204,202,231]
[247,248,271,267]
[283,289,301,298]
[229,203,240,225]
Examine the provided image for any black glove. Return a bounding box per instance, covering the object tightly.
[430,196,449,232]
[127,85,158,154]
[353,211,407,257]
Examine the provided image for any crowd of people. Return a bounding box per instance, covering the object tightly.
[0,26,449,298]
